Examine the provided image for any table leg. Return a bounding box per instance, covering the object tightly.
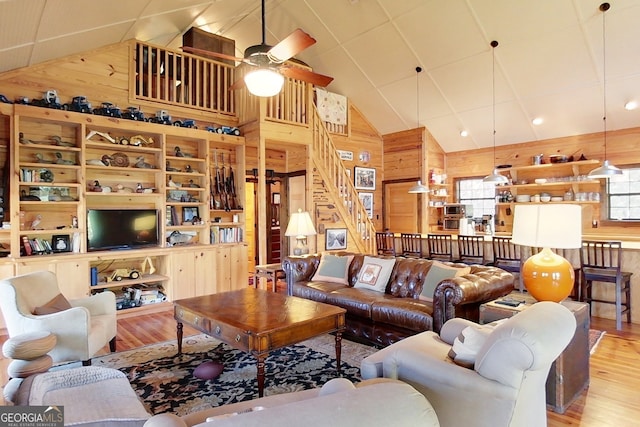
[176,322,183,355]
[253,273,258,289]
[334,331,342,374]
[257,355,266,397]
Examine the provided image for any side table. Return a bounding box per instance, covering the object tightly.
[480,292,590,414]
[253,263,285,292]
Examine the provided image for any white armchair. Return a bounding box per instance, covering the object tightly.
[0,271,117,365]
[361,301,576,427]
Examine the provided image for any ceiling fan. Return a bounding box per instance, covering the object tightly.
[182,0,333,96]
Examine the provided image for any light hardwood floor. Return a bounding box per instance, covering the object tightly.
[1,303,639,426]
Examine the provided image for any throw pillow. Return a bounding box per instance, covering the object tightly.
[311,254,354,284]
[419,261,471,302]
[353,256,396,293]
[33,293,72,315]
[447,325,492,369]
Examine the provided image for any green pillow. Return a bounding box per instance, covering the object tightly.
[420,261,471,301]
[311,254,354,284]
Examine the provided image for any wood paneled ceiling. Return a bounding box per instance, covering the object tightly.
[1,0,639,153]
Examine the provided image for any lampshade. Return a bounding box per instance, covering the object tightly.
[408,180,429,193]
[244,67,285,97]
[285,209,316,255]
[483,168,509,185]
[588,159,622,178]
[511,204,582,302]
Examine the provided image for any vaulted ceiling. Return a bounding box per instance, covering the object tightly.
[1,0,640,153]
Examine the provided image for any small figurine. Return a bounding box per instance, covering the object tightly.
[168,231,193,245]
[90,180,102,192]
[31,214,43,230]
[55,152,75,165]
[116,184,133,193]
[168,176,181,188]
[134,156,153,169]
[166,161,180,172]
[186,179,200,188]
[174,146,193,158]
[34,153,53,163]
[50,135,74,147]
[184,164,193,173]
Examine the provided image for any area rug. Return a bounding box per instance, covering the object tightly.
[88,334,378,416]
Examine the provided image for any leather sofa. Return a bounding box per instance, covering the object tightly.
[143,378,440,427]
[282,253,514,347]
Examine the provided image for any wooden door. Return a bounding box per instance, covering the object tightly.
[384,181,421,233]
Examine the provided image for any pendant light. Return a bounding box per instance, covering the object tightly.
[483,41,508,185]
[409,66,429,193]
[589,2,622,178]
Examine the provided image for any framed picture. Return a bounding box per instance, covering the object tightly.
[354,166,376,190]
[272,192,281,205]
[51,235,71,253]
[325,228,347,250]
[182,207,199,223]
[359,192,374,218]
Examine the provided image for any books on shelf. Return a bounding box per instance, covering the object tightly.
[210,226,243,243]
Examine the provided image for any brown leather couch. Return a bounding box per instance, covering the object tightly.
[282,253,514,347]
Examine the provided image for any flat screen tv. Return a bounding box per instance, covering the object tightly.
[87,209,159,251]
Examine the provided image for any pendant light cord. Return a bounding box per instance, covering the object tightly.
[491,40,498,169]
[601,2,609,159]
[416,66,422,129]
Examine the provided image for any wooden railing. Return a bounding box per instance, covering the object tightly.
[131,41,236,116]
[310,106,375,254]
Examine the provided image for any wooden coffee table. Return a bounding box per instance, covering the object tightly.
[174,288,346,396]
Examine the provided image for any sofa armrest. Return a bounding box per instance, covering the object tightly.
[432,266,514,333]
[282,255,322,296]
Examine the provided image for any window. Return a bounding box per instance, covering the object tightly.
[457,178,496,219]
[607,166,640,220]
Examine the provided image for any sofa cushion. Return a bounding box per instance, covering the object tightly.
[311,254,354,285]
[371,299,433,332]
[33,293,72,315]
[292,282,347,303]
[419,261,471,302]
[325,287,385,319]
[354,256,396,293]
[2,331,57,360]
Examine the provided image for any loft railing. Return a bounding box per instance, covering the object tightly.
[310,106,375,254]
[131,41,235,116]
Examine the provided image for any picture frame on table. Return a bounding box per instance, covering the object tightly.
[52,234,71,253]
[358,192,374,218]
[325,228,347,250]
[354,166,376,190]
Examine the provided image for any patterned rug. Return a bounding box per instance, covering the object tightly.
[88,334,378,416]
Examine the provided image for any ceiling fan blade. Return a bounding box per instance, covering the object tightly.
[181,46,246,63]
[280,66,333,87]
[229,78,246,91]
[267,28,316,62]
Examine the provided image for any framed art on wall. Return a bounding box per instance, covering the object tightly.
[359,192,373,218]
[354,166,376,190]
[325,228,347,250]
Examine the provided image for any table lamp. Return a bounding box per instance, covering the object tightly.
[511,204,582,302]
[285,209,316,255]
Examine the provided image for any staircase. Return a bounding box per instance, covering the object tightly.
[310,106,375,254]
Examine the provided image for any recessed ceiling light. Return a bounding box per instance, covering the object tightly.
[460,130,468,137]
[624,101,638,111]
[532,117,544,126]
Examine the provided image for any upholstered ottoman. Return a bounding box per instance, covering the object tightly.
[11,366,151,427]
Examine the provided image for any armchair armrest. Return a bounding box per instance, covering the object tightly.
[282,255,322,296]
[432,266,513,333]
[439,317,479,345]
[70,291,116,316]
[20,306,91,337]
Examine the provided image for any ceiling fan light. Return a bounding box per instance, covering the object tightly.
[483,168,509,184]
[244,68,284,97]
[588,159,622,178]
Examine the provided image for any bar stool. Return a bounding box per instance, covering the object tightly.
[580,240,632,331]
[491,236,524,291]
[427,234,453,262]
[375,231,396,256]
[457,235,485,265]
[400,233,423,258]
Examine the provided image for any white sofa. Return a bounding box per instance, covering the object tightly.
[361,301,576,427]
[143,378,440,427]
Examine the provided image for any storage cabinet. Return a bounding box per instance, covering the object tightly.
[1,105,247,317]
[494,160,602,233]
